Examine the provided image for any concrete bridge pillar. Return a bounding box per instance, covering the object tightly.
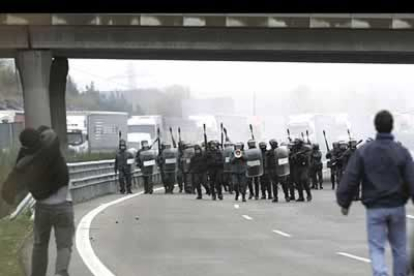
[15,50,52,128]
[15,51,69,150]
[49,57,69,149]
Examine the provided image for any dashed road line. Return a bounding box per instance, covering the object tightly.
[234,204,240,209]
[337,252,371,263]
[242,215,253,220]
[272,229,292,238]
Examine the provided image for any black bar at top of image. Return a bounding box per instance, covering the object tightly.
[2,0,414,13]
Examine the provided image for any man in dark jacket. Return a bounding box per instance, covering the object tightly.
[337,110,414,276]
[3,126,74,276]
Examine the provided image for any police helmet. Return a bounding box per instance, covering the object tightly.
[208,140,217,150]
[294,138,304,146]
[234,142,243,150]
[247,139,256,149]
[349,139,358,149]
[194,144,202,154]
[141,140,149,148]
[162,143,172,150]
[338,140,348,150]
[224,141,234,148]
[332,142,339,149]
[269,139,278,149]
[259,141,267,150]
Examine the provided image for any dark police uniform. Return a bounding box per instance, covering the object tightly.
[115,140,134,194]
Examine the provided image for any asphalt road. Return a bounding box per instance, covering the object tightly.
[24,184,414,276]
[81,186,414,276]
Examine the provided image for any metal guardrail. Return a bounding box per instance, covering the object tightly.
[8,159,161,220]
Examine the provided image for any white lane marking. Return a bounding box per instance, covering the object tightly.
[76,187,165,276]
[337,252,371,263]
[234,204,240,209]
[272,229,292,238]
[406,215,414,220]
[242,215,253,220]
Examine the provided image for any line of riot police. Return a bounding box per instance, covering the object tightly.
[115,125,334,203]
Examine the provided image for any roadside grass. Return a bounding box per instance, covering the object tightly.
[0,148,21,219]
[0,214,33,276]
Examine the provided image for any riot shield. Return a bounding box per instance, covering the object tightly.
[244,148,264,178]
[139,149,157,176]
[275,146,290,177]
[223,146,234,173]
[162,148,178,174]
[182,147,195,174]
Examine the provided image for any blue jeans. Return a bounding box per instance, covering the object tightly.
[366,206,408,276]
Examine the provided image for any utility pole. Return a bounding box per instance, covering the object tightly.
[127,62,136,90]
[253,91,256,116]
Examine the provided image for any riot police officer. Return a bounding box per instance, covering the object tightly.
[201,142,211,196]
[291,138,312,202]
[231,142,247,202]
[189,145,206,199]
[326,142,340,190]
[245,139,263,200]
[222,141,235,195]
[267,139,291,202]
[205,140,224,200]
[181,143,196,194]
[335,140,348,185]
[259,141,272,200]
[136,140,156,194]
[287,141,297,201]
[310,143,323,190]
[177,141,185,193]
[342,139,359,200]
[157,143,178,194]
[115,139,134,194]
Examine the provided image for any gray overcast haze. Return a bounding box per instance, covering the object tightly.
[67,59,414,143]
[69,59,414,99]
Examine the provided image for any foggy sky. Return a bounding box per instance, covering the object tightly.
[69,59,414,100]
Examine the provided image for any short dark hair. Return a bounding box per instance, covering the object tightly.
[20,128,41,148]
[374,110,393,133]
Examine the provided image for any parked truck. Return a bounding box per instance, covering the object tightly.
[0,110,25,124]
[127,115,163,150]
[67,111,128,153]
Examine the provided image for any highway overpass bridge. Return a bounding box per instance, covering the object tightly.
[1,13,414,140]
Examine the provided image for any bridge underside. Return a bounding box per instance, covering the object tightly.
[1,26,414,63]
[52,50,414,64]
